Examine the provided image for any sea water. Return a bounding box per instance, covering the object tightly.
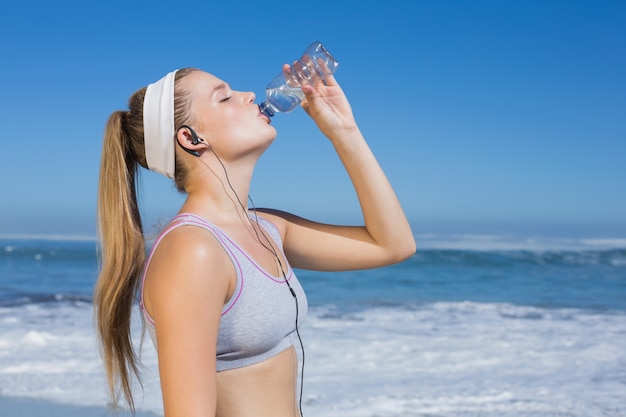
[0,235,625,416]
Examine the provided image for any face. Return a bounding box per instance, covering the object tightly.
[182,71,276,159]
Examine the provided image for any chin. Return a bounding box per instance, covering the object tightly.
[263,125,278,143]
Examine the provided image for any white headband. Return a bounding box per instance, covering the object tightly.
[143,70,178,179]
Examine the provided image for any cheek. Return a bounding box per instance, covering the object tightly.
[230,122,261,144]
[224,112,260,140]
[201,109,238,136]
[206,108,274,146]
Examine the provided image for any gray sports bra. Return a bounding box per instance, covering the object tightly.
[140,212,307,371]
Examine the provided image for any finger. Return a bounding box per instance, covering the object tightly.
[301,84,315,96]
[300,85,316,111]
[317,59,338,86]
[322,72,337,86]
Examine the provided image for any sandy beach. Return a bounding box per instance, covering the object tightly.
[0,395,160,417]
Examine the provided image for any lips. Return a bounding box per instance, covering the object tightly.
[258,106,271,124]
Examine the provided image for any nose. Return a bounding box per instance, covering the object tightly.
[246,91,255,103]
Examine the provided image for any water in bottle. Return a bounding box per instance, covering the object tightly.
[259,41,339,118]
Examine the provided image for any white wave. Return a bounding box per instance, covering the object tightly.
[3,233,625,252]
[20,330,57,347]
[0,234,97,242]
[580,237,626,248]
[0,302,624,417]
[415,234,626,251]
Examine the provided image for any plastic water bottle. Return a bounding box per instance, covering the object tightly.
[259,41,339,118]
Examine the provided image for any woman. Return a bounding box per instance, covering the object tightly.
[95,65,415,417]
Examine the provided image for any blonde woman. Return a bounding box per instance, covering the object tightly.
[95,66,415,417]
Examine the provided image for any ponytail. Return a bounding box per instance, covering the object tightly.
[95,109,146,412]
[94,68,196,412]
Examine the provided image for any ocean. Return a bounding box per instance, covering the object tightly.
[0,234,625,416]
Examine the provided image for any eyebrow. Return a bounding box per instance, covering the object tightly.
[212,83,229,94]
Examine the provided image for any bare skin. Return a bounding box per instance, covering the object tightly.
[142,68,416,417]
[144,211,301,417]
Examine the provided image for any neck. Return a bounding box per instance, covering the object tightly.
[181,156,255,225]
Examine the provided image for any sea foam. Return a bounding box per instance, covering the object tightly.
[0,302,623,416]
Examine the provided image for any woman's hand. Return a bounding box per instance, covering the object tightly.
[286,63,358,140]
[263,65,416,273]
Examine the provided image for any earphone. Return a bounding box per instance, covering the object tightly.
[187,137,307,416]
[176,125,206,157]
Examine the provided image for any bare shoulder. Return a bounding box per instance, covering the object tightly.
[251,208,291,235]
[253,207,358,239]
[252,208,321,234]
[143,224,234,319]
[144,225,228,415]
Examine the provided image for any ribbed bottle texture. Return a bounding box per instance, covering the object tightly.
[259,41,339,118]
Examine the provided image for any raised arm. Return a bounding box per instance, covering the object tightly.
[259,69,416,272]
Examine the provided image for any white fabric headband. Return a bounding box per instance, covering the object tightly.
[143,70,178,179]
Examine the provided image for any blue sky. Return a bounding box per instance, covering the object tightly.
[0,0,624,239]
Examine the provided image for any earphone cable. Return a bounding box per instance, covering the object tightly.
[199,146,306,417]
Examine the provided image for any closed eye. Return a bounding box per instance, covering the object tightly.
[220,96,231,103]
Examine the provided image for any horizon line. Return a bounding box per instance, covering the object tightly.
[1,233,625,251]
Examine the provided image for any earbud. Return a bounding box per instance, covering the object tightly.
[177,125,205,157]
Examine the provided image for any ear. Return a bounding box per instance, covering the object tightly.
[176,125,203,157]
[177,125,195,146]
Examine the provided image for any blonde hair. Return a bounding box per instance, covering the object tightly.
[94,68,196,411]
